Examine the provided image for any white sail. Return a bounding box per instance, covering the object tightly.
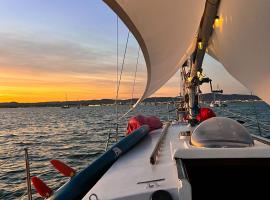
[208,0,270,104]
[104,0,206,104]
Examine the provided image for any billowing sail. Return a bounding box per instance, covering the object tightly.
[104,0,206,103]
[208,0,270,104]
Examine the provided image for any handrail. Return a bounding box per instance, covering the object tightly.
[210,106,270,137]
[252,134,270,146]
[150,122,171,165]
[221,108,270,128]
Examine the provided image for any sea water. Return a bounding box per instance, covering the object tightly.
[0,102,269,200]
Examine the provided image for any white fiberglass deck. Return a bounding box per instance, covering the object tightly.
[83,122,270,200]
[83,123,190,200]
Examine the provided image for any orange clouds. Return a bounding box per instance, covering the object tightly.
[0,30,150,103]
[0,66,148,102]
[0,64,182,103]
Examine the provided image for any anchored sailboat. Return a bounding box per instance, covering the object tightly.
[209,84,227,107]
[31,0,270,199]
[61,94,70,109]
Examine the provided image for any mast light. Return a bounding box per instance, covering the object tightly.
[198,41,203,50]
[214,16,221,28]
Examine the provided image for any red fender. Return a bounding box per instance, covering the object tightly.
[31,176,53,198]
[50,159,76,177]
[126,115,162,135]
[196,107,216,122]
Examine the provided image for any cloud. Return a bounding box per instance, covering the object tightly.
[0,30,199,102]
[0,30,151,102]
[0,31,119,74]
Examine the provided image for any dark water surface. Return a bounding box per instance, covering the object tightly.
[0,102,269,199]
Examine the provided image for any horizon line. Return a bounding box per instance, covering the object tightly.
[0,93,259,104]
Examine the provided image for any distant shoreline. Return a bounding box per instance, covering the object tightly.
[0,94,260,108]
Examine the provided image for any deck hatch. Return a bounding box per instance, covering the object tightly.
[191,117,254,148]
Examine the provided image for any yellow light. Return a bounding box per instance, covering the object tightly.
[187,77,193,82]
[198,41,203,50]
[214,16,221,28]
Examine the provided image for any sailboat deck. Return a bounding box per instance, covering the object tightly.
[83,123,191,200]
[83,122,270,200]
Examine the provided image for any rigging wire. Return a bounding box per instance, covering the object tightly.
[105,21,130,150]
[115,16,119,142]
[116,30,130,101]
[250,92,262,136]
[113,31,131,121]
[115,29,130,126]
[19,191,28,200]
[118,99,136,120]
[220,108,270,128]
[130,47,140,106]
[117,48,141,120]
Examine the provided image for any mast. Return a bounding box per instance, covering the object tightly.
[188,0,220,126]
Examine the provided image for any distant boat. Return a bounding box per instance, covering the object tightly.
[210,100,227,108]
[61,105,70,109]
[210,100,220,107]
[210,86,227,108]
[61,94,70,109]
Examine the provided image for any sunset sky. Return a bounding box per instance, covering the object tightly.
[0,0,249,103]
